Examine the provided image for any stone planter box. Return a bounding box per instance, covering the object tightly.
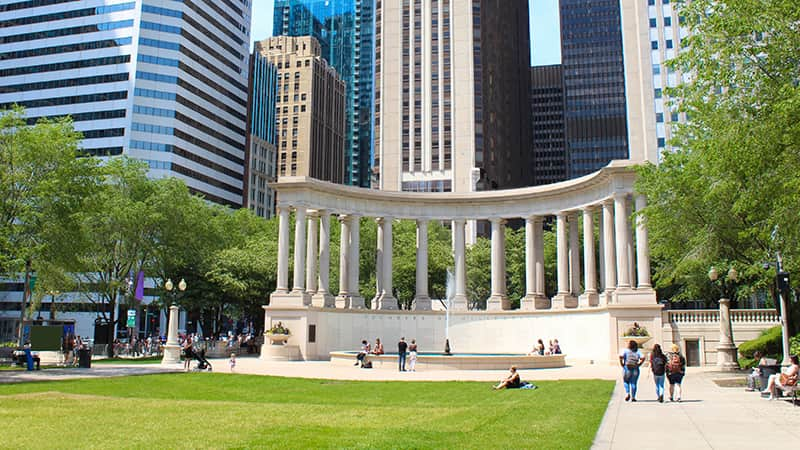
[266,334,290,345]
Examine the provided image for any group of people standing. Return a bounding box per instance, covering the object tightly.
[355,337,419,371]
[620,341,686,403]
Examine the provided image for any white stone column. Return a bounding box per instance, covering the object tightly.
[313,213,335,308]
[614,193,632,289]
[336,215,351,307]
[349,215,365,308]
[580,208,599,307]
[602,200,617,301]
[376,217,398,309]
[627,199,636,288]
[569,212,581,298]
[291,207,307,295]
[598,213,606,291]
[534,217,548,308]
[305,211,319,295]
[487,218,509,310]
[635,195,652,289]
[275,206,290,293]
[414,219,432,310]
[161,304,180,365]
[553,212,576,308]
[451,219,468,310]
[372,217,384,309]
[522,216,536,310]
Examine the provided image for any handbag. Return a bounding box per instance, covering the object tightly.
[779,373,797,386]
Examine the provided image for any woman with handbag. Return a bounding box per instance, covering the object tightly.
[763,354,799,400]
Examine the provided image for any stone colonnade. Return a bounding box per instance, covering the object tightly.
[268,162,656,310]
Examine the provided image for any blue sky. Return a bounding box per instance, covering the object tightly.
[250,0,561,66]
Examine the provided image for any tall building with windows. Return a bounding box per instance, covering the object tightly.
[646,0,689,158]
[0,0,252,207]
[244,50,278,218]
[375,0,532,193]
[273,0,374,188]
[529,65,567,186]
[256,35,345,184]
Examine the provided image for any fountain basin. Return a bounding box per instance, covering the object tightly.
[329,351,567,370]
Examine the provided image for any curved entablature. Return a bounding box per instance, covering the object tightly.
[271,160,640,220]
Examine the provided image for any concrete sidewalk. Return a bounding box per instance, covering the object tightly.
[593,370,800,450]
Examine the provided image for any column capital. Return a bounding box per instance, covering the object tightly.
[306,209,321,218]
[452,218,467,225]
[489,217,507,225]
[612,191,630,201]
[525,215,544,224]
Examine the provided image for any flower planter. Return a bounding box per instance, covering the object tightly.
[620,336,651,348]
[266,333,290,345]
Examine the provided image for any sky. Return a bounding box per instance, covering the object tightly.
[249,0,561,66]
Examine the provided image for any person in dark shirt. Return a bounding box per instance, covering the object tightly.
[397,337,408,371]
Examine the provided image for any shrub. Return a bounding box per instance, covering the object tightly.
[738,326,783,359]
[791,334,800,356]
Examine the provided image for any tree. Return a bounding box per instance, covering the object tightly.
[636,0,800,327]
[0,107,102,342]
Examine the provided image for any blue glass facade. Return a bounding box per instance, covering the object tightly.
[250,51,278,145]
[273,0,374,187]
[559,0,629,178]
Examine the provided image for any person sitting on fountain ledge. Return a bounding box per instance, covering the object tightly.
[355,340,370,366]
[494,366,522,390]
[372,338,384,355]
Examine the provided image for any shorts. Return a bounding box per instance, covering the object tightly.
[667,373,684,385]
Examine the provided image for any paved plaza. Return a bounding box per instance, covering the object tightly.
[1,359,797,449]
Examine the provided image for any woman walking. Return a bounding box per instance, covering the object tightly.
[619,340,644,401]
[649,344,667,403]
[666,344,687,402]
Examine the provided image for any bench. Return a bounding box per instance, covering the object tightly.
[11,350,41,370]
[777,381,799,406]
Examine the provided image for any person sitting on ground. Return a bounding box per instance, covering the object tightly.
[494,366,522,390]
[355,340,370,366]
[763,354,799,400]
[746,351,768,391]
[372,338,384,355]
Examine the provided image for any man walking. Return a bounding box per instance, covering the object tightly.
[398,337,408,372]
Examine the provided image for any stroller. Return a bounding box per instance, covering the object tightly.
[187,348,213,372]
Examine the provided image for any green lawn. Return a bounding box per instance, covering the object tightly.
[0,374,613,449]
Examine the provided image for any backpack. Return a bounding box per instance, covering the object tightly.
[651,355,666,376]
[667,353,682,373]
[624,350,640,368]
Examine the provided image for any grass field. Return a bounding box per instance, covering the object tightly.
[0,374,613,449]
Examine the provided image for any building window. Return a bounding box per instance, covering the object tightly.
[651,41,658,50]
[666,39,673,49]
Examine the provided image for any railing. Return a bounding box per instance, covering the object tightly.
[667,309,779,325]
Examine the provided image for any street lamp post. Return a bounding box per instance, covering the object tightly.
[161,278,186,365]
[709,266,740,371]
[774,253,792,366]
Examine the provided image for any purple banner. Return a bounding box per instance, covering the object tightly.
[135,270,145,300]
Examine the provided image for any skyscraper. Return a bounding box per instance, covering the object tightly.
[273,0,374,188]
[646,0,689,158]
[529,65,567,186]
[244,50,279,218]
[375,0,532,194]
[0,1,252,207]
[256,35,345,184]
[550,0,657,178]
[559,0,628,178]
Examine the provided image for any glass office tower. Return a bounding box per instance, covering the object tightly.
[559,0,629,178]
[273,0,374,188]
[0,0,252,207]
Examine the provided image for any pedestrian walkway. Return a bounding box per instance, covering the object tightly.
[593,370,800,449]
[0,365,178,384]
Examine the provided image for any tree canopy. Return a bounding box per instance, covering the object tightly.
[635,0,800,323]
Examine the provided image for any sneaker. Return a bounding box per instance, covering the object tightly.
[631,398,637,402]
[625,394,630,401]
[354,362,359,366]
[669,396,674,402]
[676,397,681,402]
[658,395,664,403]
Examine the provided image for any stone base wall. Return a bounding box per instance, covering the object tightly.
[262,303,664,365]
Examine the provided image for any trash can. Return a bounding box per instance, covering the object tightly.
[78,347,92,368]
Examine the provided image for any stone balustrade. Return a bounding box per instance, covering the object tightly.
[666,309,779,325]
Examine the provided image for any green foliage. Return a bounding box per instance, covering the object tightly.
[636,1,800,317]
[0,374,613,449]
[791,334,800,357]
[267,322,290,335]
[738,326,783,359]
